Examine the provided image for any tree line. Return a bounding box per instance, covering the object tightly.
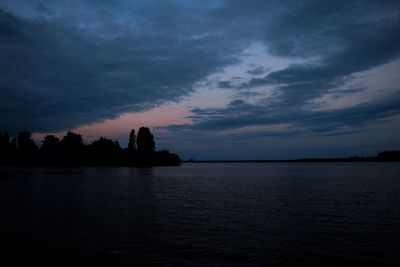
[0,127,180,166]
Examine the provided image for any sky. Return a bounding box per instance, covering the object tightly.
[0,0,400,160]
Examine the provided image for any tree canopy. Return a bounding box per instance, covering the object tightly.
[0,127,180,166]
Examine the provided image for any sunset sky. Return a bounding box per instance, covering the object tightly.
[1,0,399,159]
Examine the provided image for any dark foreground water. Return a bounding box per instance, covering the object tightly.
[1,163,399,266]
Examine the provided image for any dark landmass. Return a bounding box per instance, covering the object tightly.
[185,151,400,163]
[1,127,398,166]
[0,127,180,167]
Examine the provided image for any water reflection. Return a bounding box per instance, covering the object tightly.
[0,163,399,266]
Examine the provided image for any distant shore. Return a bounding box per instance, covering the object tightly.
[184,151,400,163]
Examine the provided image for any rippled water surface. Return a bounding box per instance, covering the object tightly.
[1,163,400,266]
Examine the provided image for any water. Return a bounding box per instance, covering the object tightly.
[1,163,399,266]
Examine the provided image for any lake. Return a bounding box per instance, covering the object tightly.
[1,163,399,266]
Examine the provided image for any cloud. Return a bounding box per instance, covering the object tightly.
[216,81,232,89]
[166,91,400,137]
[167,0,400,138]
[235,0,400,104]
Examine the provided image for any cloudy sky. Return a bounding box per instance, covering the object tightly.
[1,0,399,159]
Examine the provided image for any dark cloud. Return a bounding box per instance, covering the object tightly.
[0,2,243,133]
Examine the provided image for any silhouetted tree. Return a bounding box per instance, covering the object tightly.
[0,132,10,149]
[136,127,155,166]
[60,131,85,165]
[10,137,17,160]
[0,132,10,146]
[40,135,60,164]
[123,129,138,165]
[137,127,155,153]
[376,151,400,162]
[88,137,122,165]
[41,135,60,151]
[0,127,181,166]
[128,129,136,152]
[61,131,83,147]
[0,132,12,163]
[16,131,38,162]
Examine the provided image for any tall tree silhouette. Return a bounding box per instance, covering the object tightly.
[137,127,155,153]
[136,127,155,165]
[125,129,137,165]
[128,129,136,152]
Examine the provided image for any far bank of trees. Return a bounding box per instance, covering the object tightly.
[0,127,180,166]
